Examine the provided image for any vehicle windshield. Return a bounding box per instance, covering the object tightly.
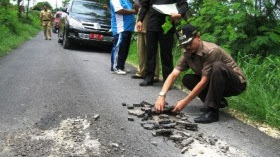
[55,13,61,18]
[71,1,108,16]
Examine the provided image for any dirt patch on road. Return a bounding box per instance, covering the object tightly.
[0,117,101,156]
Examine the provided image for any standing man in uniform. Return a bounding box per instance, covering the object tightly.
[137,0,188,86]
[40,4,53,40]
[155,24,247,123]
[131,0,160,81]
[110,0,139,75]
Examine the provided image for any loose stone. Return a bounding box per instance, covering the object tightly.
[128,117,134,121]
[181,146,190,154]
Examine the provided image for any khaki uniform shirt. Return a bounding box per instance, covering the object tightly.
[176,41,246,83]
[40,10,53,26]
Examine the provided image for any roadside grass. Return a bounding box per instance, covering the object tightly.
[229,55,280,128]
[127,39,280,130]
[0,9,41,57]
[126,36,139,67]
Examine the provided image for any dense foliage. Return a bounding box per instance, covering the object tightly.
[32,1,53,11]
[0,4,41,56]
[187,0,280,57]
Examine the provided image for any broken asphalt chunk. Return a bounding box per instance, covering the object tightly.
[181,138,194,147]
[127,105,134,109]
[133,103,144,107]
[128,117,134,121]
[181,146,190,154]
[176,121,198,131]
[155,129,173,137]
[159,114,169,119]
[158,119,173,125]
[161,123,177,129]
[142,123,155,130]
[140,101,154,107]
[93,114,100,121]
[141,114,150,121]
[151,141,158,146]
[111,143,119,148]
[128,110,145,118]
[170,134,184,141]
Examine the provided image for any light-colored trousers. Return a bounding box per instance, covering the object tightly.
[136,32,160,79]
[42,21,52,39]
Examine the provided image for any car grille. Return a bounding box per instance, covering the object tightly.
[81,22,111,32]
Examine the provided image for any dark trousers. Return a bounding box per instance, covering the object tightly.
[111,31,132,71]
[144,31,174,82]
[182,61,246,109]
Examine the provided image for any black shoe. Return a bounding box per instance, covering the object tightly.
[131,75,144,79]
[153,79,159,83]
[194,109,219,123]
[200,98,228,112]
[139,80,153,86]
[220,98,228,108]
[199,107,211,112]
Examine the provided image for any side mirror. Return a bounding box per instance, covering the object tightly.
[61,7,67,13]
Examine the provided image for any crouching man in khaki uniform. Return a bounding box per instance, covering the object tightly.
[40,4,53,40]
[155,24,246,123]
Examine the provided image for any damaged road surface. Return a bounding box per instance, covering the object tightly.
[0,32,279,157]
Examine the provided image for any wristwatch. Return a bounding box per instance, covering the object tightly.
[158,91,166,97]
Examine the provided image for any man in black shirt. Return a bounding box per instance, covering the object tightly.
[137,0,188,86]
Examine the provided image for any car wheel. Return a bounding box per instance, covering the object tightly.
[63,30,71,49]
[58,30,63,43]
[52,27,56,33]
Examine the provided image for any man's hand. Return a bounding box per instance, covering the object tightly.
[172,99,187,113]
[136,21,143,32]
[170,13,181,21]
[155,96,165,113]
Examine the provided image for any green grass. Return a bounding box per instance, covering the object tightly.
[127,36,139,67]
[229,55,280,128]
[127,39,280,129]
[0,9,41,57]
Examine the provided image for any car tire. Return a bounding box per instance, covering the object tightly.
[63,30,71,49]
[52,27,56,33]
[58,30,63,43]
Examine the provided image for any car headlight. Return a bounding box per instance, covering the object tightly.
[68,17,84,29]
[92,23,101,29]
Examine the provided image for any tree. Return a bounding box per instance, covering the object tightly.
[32,1,52,11]
[62,0,71,7]
[0,0,10,10]
[187,0,280,56]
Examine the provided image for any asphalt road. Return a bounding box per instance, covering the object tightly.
[0,32,279,157]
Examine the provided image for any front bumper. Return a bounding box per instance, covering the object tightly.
[67,27,114,45]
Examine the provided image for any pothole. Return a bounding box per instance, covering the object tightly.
[123,101,249,157]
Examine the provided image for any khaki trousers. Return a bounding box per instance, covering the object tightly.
[136,32,160,79]
[42,21,52,39]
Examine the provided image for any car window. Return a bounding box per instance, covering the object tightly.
[71,1,108,16]
[56,13,61,18]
